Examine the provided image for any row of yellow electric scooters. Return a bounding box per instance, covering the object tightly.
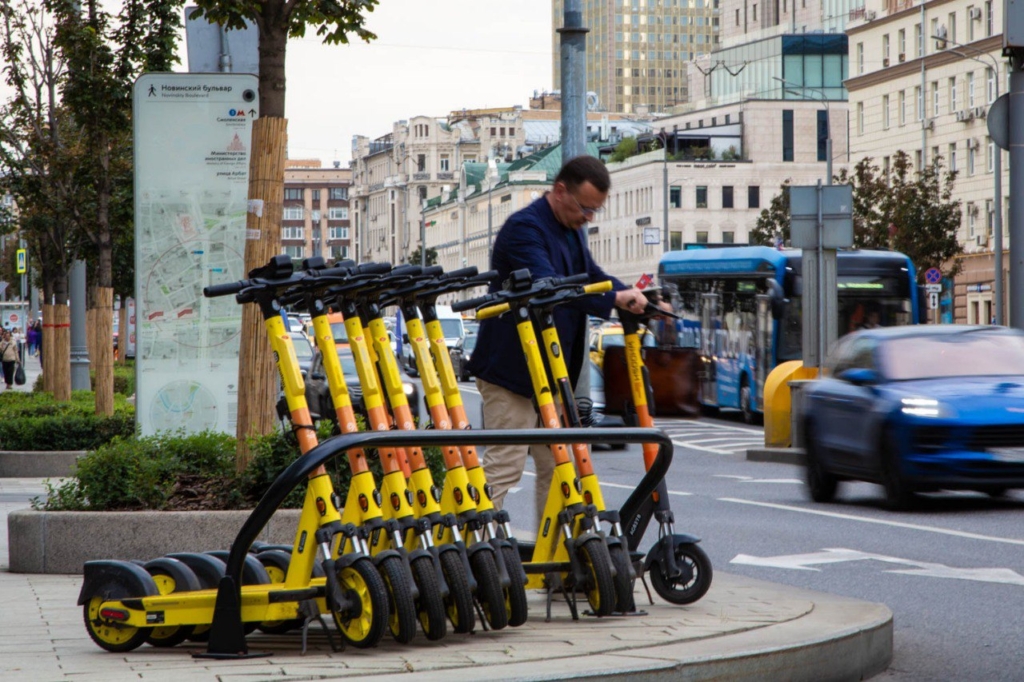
[78,255,711,657]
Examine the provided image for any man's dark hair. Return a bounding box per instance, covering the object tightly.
[555,155,610,193]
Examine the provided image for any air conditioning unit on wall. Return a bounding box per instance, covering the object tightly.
[970,7,982,20]
[975,234,987,247]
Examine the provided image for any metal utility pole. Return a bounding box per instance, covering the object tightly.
[1006,4,1024,329]
[69,260,90,390]
[558,0,588,163]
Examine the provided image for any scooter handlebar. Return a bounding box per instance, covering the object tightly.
[441,266,478,280]
[476,302,510,320]
[583,281,613,295]
[451,293,493,313]
[203,280,247,298]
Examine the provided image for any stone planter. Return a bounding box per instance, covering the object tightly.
[8,508,302,574]
[0,451,85,478]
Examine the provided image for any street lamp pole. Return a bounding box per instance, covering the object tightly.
[938,38,1004,325]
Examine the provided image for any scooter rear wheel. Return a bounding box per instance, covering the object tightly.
[500,545,529,627]
[439,550,475,634]
[650,542,713,605]
[332,557,389,648]
[470,550,508,631]
[578,536,616,617]
[142,558,200,647]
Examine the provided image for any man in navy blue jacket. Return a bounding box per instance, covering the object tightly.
[467,155,647,525]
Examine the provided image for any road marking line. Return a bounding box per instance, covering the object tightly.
[719,497,1024,546]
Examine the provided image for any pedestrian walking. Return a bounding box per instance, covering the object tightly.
[1,329,19,389]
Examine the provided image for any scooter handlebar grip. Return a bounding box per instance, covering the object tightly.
[204,280,247,298]
[443,266,478,280]
[550,273,591,288]
[583,281,613,294]
[356,262,392,276]
[451,294,494,313]
[476,302,510,320]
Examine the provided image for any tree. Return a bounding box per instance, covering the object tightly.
[750,153,964,280]
[748,180,791,247]
[408,246,438,267]
[47,0,184,414]
[608,136,637,163]
[188,0,380,470]
[0,0,88,400]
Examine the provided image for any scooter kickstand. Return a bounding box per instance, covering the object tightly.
[298,599,341,654]
[639,572,655,606]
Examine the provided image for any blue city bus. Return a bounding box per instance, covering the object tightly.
[657,246,920,422]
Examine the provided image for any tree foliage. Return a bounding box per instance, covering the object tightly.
[408,245,438,267]
[750,152,965,281]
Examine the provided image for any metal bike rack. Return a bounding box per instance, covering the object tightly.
[205,426,672,655]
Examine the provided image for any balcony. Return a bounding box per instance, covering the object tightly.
[412,172,431,181]
[384,174,407,188]
[436,172,455,181]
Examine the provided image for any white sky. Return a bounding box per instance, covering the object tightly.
[0,0,555,166]
[252,0,554,165]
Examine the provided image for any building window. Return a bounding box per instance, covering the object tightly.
[284,188,302,201]
[735,8,739,25]
[722,231,735,244]
[856,42,864,75]
[883,95,890,129]
[968,203,977,238]
[748,185,760,209]
[968,72,976,108]
[883,156,891,178]
[283,206,303,221]
[817,110,828,162]
[915,149,923,169]
[949,77,958,114]
[916,86,923,121]
[987,67,997,103]
[949,12,957,44]
[915,23,923,57]
[969,146,976,175]
[328,207,348,220]
[899,90,906,126]
[782,110,794,162]
[696,186,708,208]
[418,185,427,201]
[439,154,450,172]
[986,0,994,37]
[282,226,304,240]
[988,139,995,173]
[722,185,734,208]
[309,189,319,202]
[670,231,683,251]
[281,245,304,259]
[328,227,349,240]
[882,34,890,64]
[968,5,976,41]
[416,154,426,172]
[857,102,864,135]
[949,143,957,172]
[508,127,515,136]
[329,187,348,200]
[932,81,940,117]
[670,185,682,208]
[696,230,709,243]
[898,29,906,59]
[987,199,994,236]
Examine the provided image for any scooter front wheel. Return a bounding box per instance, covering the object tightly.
[607,543,636,613]
[650,542,713,605]
[439,549,475,634]
[332,557,389,648]
[577,536,616,617]
[469,550,508,630]
[378,554,418,644]
[500,545,529,627]
[410,554,447,641]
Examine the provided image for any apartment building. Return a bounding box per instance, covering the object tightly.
[281,160,353,263]
[846,0,1005,323]
[350,105,652,268]
[551,0,720,114]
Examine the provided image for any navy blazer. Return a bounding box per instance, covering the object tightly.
[468,195,627,398]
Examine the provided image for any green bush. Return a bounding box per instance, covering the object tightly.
[35,422,449,513]
[0,390,135,450]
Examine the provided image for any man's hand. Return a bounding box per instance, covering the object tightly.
[614,287,647,314]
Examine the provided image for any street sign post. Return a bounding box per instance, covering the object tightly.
[15,249,26,274]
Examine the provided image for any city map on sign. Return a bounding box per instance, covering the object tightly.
[133,74,258,436]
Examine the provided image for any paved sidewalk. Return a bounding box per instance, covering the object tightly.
[0,478,892,682]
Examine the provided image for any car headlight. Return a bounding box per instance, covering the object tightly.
[900,397,954,418]
[402,382,415,396]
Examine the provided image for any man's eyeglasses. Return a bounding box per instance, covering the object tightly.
[567,191,602,219]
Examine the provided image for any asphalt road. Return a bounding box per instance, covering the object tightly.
[443,382,1024,682]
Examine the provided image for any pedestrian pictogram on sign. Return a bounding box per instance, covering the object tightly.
[924,267,942,284]
[15,248,26,274]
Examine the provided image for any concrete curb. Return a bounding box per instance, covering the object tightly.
[0,450,84,478]
[7,508,302,573]
[746,447,806,466]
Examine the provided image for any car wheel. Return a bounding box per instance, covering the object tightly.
[881,426,916,511]
[804,421,838,503]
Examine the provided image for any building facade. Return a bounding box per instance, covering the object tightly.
[281,161,353,263]
[551,0,720,114]
[845,0,1006,323]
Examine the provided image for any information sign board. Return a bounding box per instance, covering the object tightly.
[133,73,257,436]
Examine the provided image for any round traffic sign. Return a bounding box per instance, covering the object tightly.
[925,267,942,284]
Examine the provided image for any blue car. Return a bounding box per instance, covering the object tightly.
[802,325,1024,510]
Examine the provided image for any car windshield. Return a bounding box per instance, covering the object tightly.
[440,319,463,338]
[464,335,477,352]
[330,322,349,344]
[336,351,359,377]
[292,337,313,360]
[880,331,1024,380]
